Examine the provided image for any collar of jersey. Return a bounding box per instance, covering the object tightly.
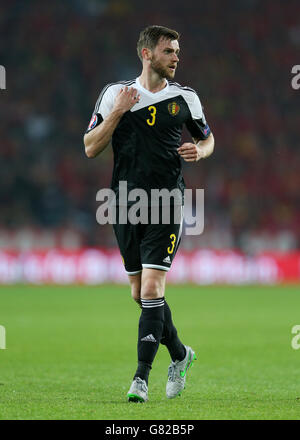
[136,77,169,97]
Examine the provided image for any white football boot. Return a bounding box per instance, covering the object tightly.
[166,345,196,399]
[127,377,148,403]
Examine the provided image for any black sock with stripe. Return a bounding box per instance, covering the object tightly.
[134,297,165,385]
[160,300,186,362]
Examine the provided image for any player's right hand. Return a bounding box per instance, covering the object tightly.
[113,86,141,114]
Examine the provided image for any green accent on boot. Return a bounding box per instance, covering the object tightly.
[180,351,191,377]
[127,393,146,403]
[180,352,196,377]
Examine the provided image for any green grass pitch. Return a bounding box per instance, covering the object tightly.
[0,283,300,420]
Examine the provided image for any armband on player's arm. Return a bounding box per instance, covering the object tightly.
[84,109,123,158]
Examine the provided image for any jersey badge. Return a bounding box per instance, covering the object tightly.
[168,102,180,116]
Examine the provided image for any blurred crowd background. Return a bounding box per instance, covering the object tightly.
[1,0,299,254]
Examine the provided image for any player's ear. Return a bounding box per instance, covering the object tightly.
[141,47,152,61]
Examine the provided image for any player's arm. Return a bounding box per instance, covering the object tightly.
[180,90,214,162]
[177,133,214,162]
[84,109,122,158]
[84,87,140,158]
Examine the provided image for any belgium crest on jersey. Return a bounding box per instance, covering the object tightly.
[168,102,180,116]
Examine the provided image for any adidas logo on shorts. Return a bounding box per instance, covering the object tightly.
[163,256,171,264]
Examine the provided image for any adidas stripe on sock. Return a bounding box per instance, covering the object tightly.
[141,298,165,308]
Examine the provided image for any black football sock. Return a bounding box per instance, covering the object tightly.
[134,297,165,385]
[160,300,186,362]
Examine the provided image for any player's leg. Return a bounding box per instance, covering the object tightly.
[112,218,150,401]
[140,205,186,363]
[161,300,186,362]
[140,268,186,362]
[139,205,196,399]
[128,205,195,401]
[127,268,186,402]
[128,270,185,361]
[131,268,166,390]
[133,251,189,373]
[140,267,166,299]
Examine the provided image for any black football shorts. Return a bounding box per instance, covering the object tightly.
[113,205,184,274]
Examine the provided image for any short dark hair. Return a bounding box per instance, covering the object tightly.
[137,25,180,61]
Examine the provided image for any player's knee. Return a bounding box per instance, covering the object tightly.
[141,278,164,300]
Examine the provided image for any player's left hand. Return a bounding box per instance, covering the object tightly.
[177,143,204,162]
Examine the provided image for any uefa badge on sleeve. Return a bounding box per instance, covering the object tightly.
[88,114,98,130]
[203,124,210,136]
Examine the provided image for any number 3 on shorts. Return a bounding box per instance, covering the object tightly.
[167,234,176,254]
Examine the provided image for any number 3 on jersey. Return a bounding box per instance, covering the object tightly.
[146,105,156,126]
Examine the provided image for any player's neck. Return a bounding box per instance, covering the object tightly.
[138,70,167,94]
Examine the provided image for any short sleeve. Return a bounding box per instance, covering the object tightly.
[185,92,211,140]
[85,85,114,133]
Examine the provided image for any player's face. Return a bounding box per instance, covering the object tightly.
[150,38,180,80]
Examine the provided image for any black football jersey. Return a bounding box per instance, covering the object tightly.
[86,77,211,205]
